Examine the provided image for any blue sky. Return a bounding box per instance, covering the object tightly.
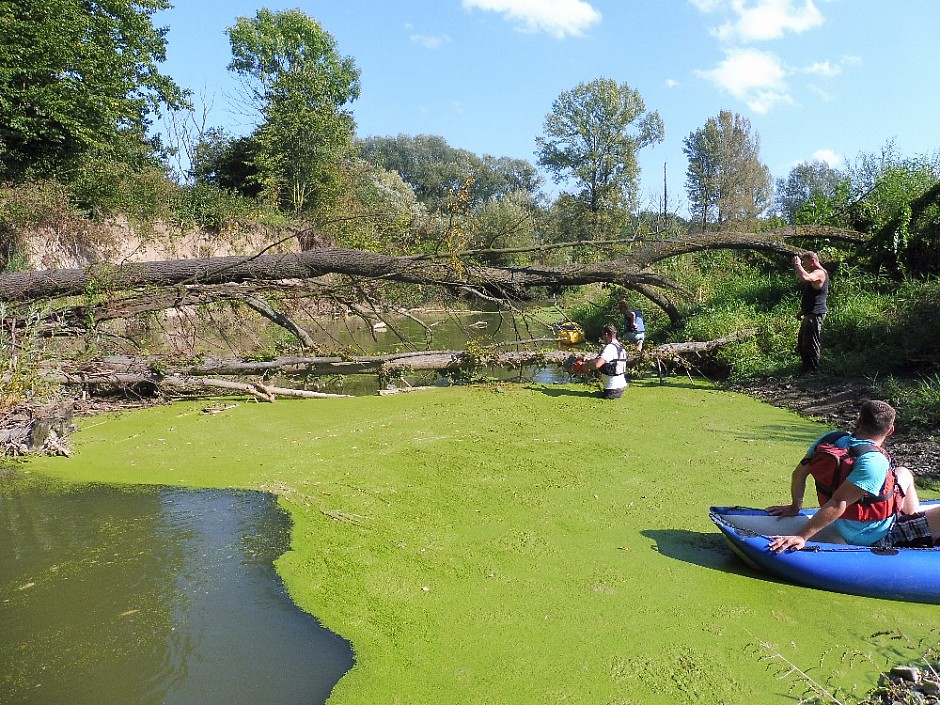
[154,0,940,213]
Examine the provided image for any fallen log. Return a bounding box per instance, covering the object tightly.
[5,330,756,457]
[41,329,757,384]
[650,328,757,357]
[42,372,350,401]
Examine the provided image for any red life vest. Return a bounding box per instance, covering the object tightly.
[804,430,899,521]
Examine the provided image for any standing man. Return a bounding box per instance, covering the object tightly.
[618,300,646,351]
[793,251,829,374]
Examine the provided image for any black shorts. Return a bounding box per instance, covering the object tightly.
[875,512,935,548]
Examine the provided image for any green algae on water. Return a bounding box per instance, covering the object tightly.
[24,381,940,704]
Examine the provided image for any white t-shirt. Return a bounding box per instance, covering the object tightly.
[600,341,627,390]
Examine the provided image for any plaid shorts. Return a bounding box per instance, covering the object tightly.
[875,512,935,549]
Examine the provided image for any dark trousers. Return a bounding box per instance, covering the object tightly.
[797,314,825,373]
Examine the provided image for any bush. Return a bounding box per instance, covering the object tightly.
[174,182,280,231]
[0,180,82,271]
[69,157,178,223]
[0,305,50,412]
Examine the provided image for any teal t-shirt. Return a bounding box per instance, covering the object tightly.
[807,433,893,545]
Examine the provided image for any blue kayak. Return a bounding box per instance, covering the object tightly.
[710,501,940,604]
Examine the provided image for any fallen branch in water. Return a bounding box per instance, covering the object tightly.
[3,330,757,458]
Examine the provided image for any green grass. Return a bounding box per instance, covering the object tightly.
[24,382,940,704]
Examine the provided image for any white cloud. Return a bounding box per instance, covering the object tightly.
[665,78,680,88]
[410,33,452,49]
[804,60,840,77]
[462,0,601,39]
[695,47,792,113]
[806,83,833,102]
[812,149,841,166]
[693,0,824,43]
[688,0,725,11]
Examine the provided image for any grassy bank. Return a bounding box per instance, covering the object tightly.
[25,381,940,704]
[576,253,940,431]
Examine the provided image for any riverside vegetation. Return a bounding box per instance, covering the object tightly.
[4,177,940,705]
[6,203,940,705]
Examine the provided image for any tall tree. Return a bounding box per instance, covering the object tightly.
[775,161,849,225]
[683,110,771,231]
[226,8,360,212]
[535,78,664,239]
[0,0,188,180]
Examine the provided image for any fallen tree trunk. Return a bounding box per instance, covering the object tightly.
[42,372,351,401]
[0,227,864,344]
[1,226,856,305]
[4,331,756,457]
[0,247,670,302]
[41,329,757,386]
[651,329,758,357]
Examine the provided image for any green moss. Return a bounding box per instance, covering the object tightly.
[25,382,940,704]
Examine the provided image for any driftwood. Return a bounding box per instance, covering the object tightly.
[3,330,756,457]
[40,372,351,402]
[650,329,757,357]
[0,402,75,456]
[37,330,757,395]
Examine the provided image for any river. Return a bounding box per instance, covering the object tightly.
[0,479,353,705]
[291,306,583,395]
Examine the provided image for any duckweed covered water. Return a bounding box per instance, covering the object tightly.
[22,380,940,704]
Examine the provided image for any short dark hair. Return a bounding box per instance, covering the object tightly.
[858,400,896,435]
[602,323,618,337]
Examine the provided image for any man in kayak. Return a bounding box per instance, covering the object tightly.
[767,400,940,552]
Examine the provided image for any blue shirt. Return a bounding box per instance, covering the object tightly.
[623,309,645,333]
[807,433,893,544]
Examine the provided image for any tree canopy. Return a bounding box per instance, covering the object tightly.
[359,134,541,211]
[536,79,664,238]
[775,160,849,225]
[683,110,771,231]
[224,8,361,212]
[0,0,188,181]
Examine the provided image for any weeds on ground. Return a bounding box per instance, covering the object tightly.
[581,253,940,426]
[753,630,940,705]
[875,374,940,434]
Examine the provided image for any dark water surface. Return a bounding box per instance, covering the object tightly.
[297,308,580,395]
[0,482,353,705]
